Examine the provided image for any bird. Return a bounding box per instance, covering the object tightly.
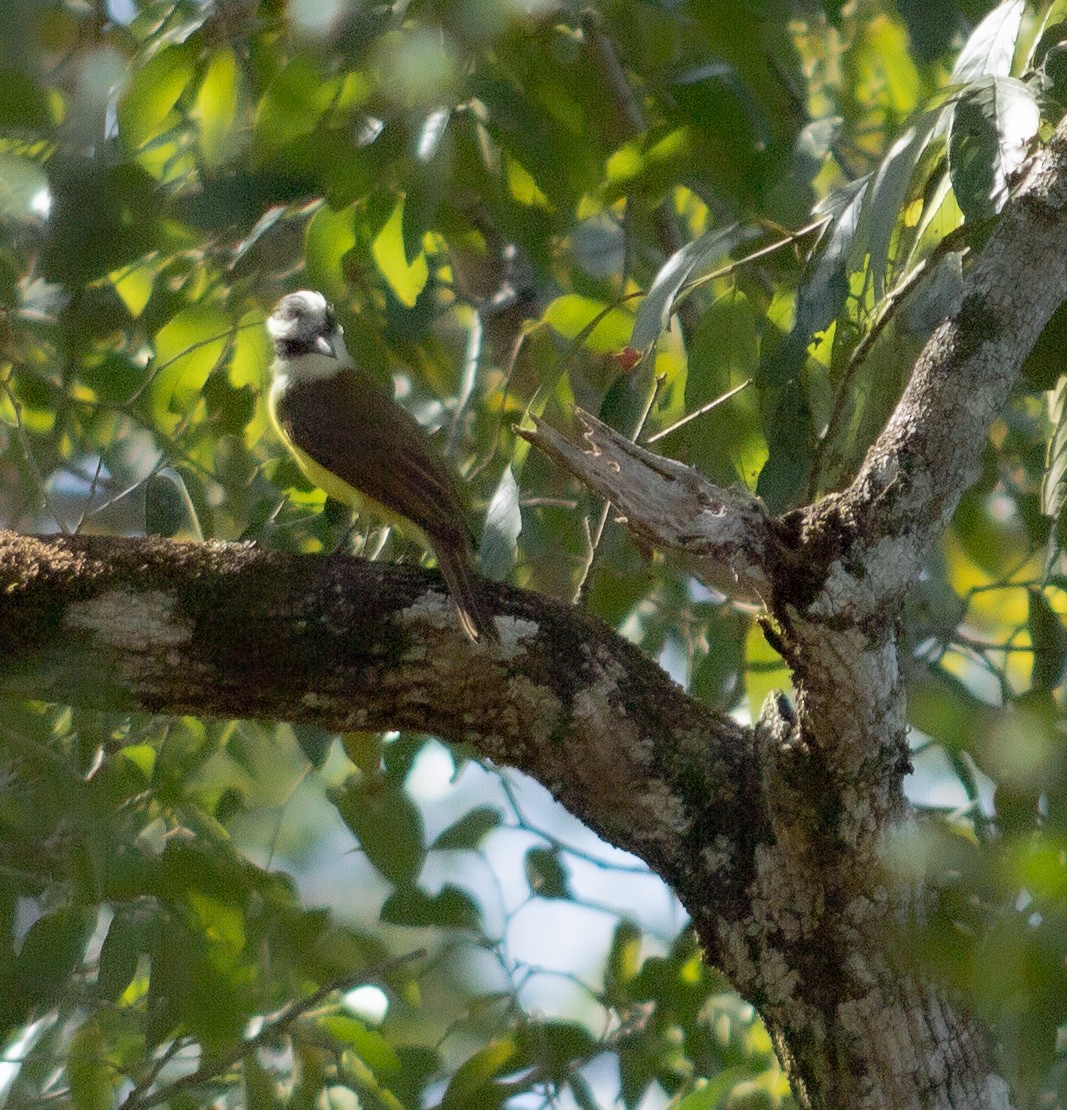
[266,290,496,642]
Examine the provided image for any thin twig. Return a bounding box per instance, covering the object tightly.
[643,378,752,445]
[0,376,70,534]
[72,455,106,533]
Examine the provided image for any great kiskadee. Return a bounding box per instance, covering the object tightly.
[267,290,496,642]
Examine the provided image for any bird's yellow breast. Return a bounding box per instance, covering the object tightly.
[268,385,433,551]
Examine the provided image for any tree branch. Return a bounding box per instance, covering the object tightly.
[516,412,775,602]
[793,116,1067,622]
[0,529,756,905]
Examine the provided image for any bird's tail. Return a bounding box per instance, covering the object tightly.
[437,541,498,643]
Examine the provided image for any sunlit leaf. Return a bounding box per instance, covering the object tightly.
[118,43,196,151]
[949,76,1039,222]
[952,0,1026,82]
[306,203,358,304]
[195,47,242,170]
[147,303,232,430]
[319,1015,402,1078]
[371,194,429,308]
[542,294,634,352]
[254,55,341,149]
[744,622,792,721]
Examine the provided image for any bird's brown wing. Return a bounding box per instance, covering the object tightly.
[276,366,473,546]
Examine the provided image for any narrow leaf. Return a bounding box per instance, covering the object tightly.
[1042,377,1067,553]
[630,224,751,352]
[480,465,521,581]
[952,0,1026,82]
[1028,588,1067,691]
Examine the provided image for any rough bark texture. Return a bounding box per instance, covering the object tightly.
[6,101,1067,1110]
[515,116,1067,1109]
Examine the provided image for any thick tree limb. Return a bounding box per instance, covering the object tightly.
[513,99,1067,1110]
[0,527,1013,1108]
[13,98,1067,1110]
[0,529,755,899]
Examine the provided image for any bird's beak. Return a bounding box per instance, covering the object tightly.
[315,335,337,358]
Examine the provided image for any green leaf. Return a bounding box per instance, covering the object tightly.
[603,919,642,1004]
[760,175,867,388]
[194,47,242,170]
[674,1066,765,1109]
[1028,588,1067,691]
[1043,375,1067,552]
[147,303,232,430]
[96,909,150,1002]
[371,195,429,308]
[569,1072,601,1110]
[542,294,634,352]
[515,1021,597,1082]
[630,224,751,353]
[431,805,503,851]
[330,773,425,886]
[949,76,1038,222]
[145,468,203,540]
[756,377,814,512]
[618,1035,657,1109]
[292,724,334,768]
[380,884,481,930]
[952,0,1026,82]
[243,1053,278,1110]
[480,465,521,581]
[0,68,54,128]
[67,1019,112,1110]
[686,289,763,486]
[866,123,936,300]
[306,203,358,304]
[118,43,196,151]
[524,847,569,899]
[440,1038,518,1110]
[319,1015,402,1078]
[254,54,342,150]
[15,907,91,1008]
[689,609,746,710]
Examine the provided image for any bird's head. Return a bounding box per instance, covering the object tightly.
[267,290,343,361]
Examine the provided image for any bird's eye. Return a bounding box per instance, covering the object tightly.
[324,307,337,332]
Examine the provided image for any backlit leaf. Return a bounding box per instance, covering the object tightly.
[118,43,196,151]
